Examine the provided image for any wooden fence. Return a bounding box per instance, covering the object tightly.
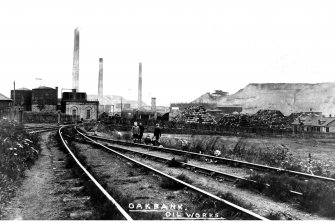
[0,108,77,124]
[102,117,335,139]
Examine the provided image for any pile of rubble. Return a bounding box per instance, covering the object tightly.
[249,110,287,129]
[218,110,292,129]
[217,114,250,127]
[173,108,293,129]
[172,106,217,124]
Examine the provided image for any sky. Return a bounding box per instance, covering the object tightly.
[1,0,335,106]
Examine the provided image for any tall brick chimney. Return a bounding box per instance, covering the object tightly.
[72,28,80,91]
[138,62,142,109]
[98,58,103,104]
[151,97,157,120]
[151,97,156,112]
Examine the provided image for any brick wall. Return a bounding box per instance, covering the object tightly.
[65,101,98,120]
[32,104,57,112]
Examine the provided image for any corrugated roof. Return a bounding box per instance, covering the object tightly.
[0,93,12,101]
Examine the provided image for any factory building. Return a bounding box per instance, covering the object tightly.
[0,93,13,109]
[10,87,32,111]
[31,86,58,112]
[61,90,99,120]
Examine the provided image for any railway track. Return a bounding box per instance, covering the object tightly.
[73,127,268,220]
[24,126,60,134]
[58,125,133,220]
[79,131,335,184]
[83,132,304,197]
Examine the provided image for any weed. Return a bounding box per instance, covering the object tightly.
[176,173,193,184]
[217,192,252,210]
[0,120,41,180]
[160,173,193,190]
[167,158,183,167]
[265,212,284,220]
[159,176,184,190]
[121,132,131,141]
[242,172,335,218]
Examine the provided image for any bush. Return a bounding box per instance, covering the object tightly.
[0,120,41,180]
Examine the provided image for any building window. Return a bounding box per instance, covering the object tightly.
[72,109,77,117]
[86,109,91,119]
[326,127,330,132]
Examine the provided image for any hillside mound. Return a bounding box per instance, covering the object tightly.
[193,83,335,115]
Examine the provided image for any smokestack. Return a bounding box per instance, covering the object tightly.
[98,58,103,104]
[151,97,156,112]
[138,62,142,109]
[151,97,157,120]
[72,28,80,91]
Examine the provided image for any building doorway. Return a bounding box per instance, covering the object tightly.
[72,109,77,121]
[86,109,91,119]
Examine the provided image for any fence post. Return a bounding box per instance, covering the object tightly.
[19,109,23,124]
[57,110,61,124]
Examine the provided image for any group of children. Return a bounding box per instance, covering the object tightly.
[131,121,162,146]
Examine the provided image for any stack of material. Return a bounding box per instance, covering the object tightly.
[172,106,217,124]
[218,109,292,129]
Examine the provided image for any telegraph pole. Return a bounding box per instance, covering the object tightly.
[13,81,15,107]
[120,98,123,117]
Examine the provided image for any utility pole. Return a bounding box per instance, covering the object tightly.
[13,81,15,106]
[120,98,123,117]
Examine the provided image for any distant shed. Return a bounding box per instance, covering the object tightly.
[0,93,12,109]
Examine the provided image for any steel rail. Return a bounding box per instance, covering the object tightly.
[82,133,335,183]
[58,126,133,221]
[28,127,60,134]
[76,128,269,221]
[86,134,303,197]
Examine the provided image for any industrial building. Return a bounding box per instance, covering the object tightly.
[0,93,13,109]
[10,87,32,111]
[31,86,58,112]
[61,90,99,120]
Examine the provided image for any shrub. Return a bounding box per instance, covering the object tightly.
[0,120,41,180]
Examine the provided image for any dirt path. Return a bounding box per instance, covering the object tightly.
[3,132,66,220]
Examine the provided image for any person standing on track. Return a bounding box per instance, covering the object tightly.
[138,122,144,143]
[131,121,140,143]
[153,123,161,146]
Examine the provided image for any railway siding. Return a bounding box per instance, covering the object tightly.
[78,129,332,220]
[75,128,268,220]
